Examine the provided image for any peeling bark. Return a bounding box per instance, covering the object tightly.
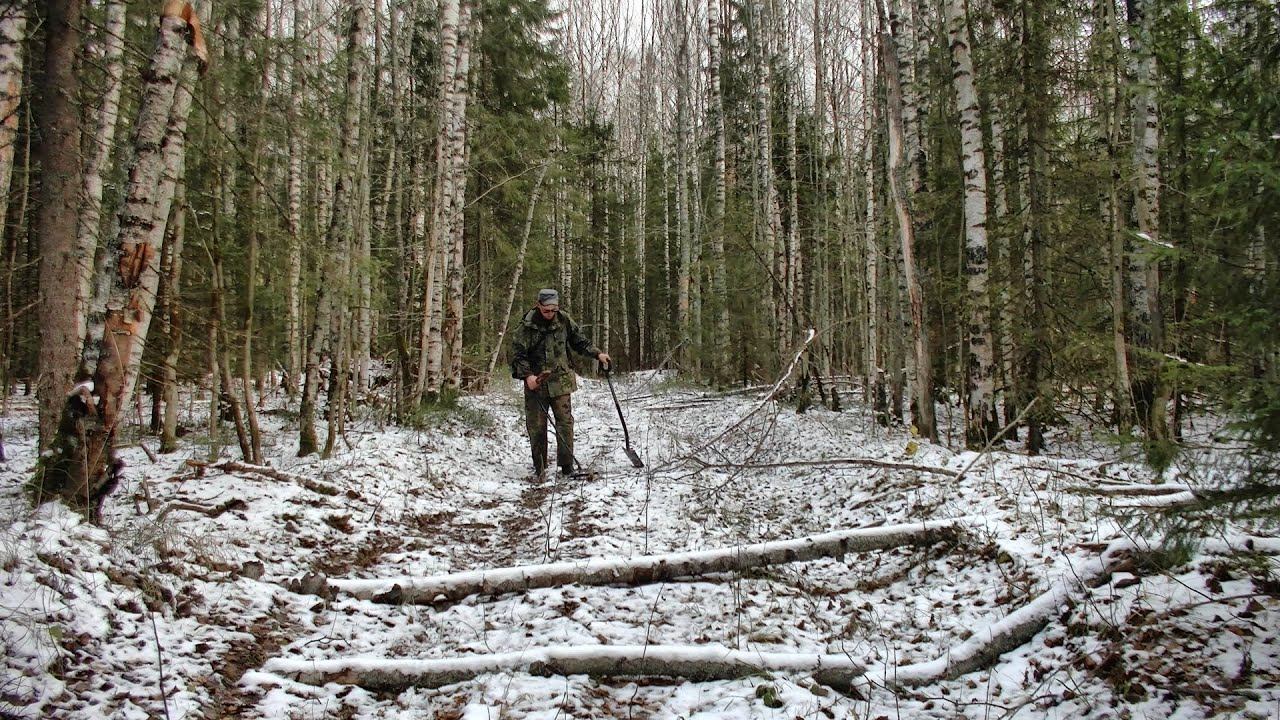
[37,4,203,516]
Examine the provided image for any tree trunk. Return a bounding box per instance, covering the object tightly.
[301,0,366,456]
[73,0,128,359]
[1018,0,1049,453]
[416,0,461,403]
[267,645,866,691]
[944,0,998,448]
[34,0,85,453]
[323,0,368,457]
[1126,0,1167,445]
[879,0,936,441]
[37,2,205,515]
[285,0,308,398]
[159,173,186,454]
[0,4,25,255]
[214,253,252,462]
[707,0,728,383]
[750,0,785,361]
[863,0,886,423]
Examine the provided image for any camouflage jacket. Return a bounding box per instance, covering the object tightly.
[510,308,600,397]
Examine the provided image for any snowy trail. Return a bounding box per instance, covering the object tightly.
[3,376,1278,719]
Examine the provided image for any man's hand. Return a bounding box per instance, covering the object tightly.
[525,374,540,390]
[597,352,612,370]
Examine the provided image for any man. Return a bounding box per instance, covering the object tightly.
[510,289,611,476]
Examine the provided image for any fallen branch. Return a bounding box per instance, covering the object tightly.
[884,541,1130,685]
[154,498,247,522]
[1065,482,1193,497]
[953,398,1037,482]
[323,518,964,604]
[190,459,341,496]
[691,456,957,478]
[263,644,866,691]
[687,329,817,457]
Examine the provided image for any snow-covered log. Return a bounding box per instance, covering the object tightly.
[262,644,866,691]
[884,542,1129,685]
[325,519,963,604]
[692,456,957,478]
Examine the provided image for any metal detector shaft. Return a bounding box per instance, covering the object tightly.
[604,364,644,468]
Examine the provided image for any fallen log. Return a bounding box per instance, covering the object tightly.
[1065,482,1194,497]
[262,644,866,691]
[691,457,957,478]
[323,518,964,604]
[884,540,1129,685]
[190,459,341,496]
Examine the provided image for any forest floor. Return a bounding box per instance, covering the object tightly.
[1,371,1278,719]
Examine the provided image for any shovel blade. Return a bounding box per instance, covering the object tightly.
[624,446,645,468]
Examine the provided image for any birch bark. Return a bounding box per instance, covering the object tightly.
[443,0,474,391]
[73,0,127,358]
[0,4,25,252]
[38,2,205,515]
[879,0,935,441]
[707,0,728,382]
[944,0,998,448]
[300,0,366,456]
[1126,0,1168,442]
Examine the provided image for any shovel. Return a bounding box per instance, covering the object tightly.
[603,363,644,468]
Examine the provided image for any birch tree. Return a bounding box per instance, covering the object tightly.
[36,1,206,515]
[74,0,128,358]
[0,4,24,252]
[879,0,936,441]
[1126,0,1168,445]
[300,0,367,457]
[415,0,464,403]
[707,0,729,382]
[944,0,998,447]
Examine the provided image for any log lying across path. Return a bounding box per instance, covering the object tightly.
[266,541,1131,693]
[324,519,964,604]
[263,645,867,690]
[885,541,1128,685]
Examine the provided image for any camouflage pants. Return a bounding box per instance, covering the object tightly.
[524,390,575,474]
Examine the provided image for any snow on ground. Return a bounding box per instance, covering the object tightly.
[1,374,1278,719]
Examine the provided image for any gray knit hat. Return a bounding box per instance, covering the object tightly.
[537,288,560,306]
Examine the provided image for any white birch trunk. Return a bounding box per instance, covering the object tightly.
[707,0,728,380]
[44,2,204,512]
[443,0,473,391]
[675,5,692,364]
[944,0,997,447]
[786,79,801,341]
[329,519,963,603]
[862,0,883,415]
[285,0,307,395]
[0,5,25,249]
[300,0,365,456]
[418,0,461,400]
[159,167,186,454]
[73,0,127,355]
[1126,0,1166,439]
